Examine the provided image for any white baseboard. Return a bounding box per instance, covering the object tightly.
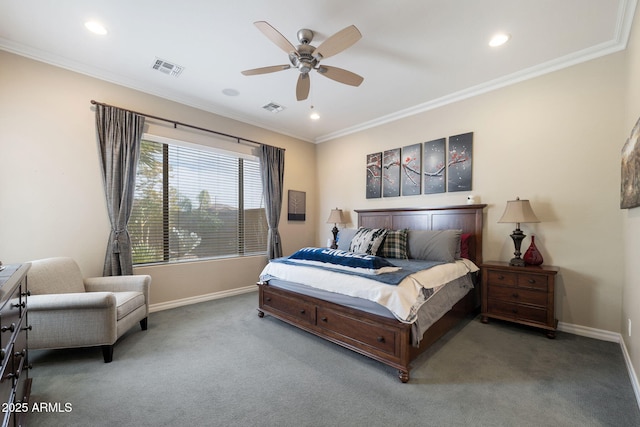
[148,285,257,313]
[620,338,640,411]
[558,321,640,410]
[557,321,620,342]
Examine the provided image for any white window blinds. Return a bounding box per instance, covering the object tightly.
[130,139,267,265]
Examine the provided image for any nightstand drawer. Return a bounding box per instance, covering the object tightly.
[517,273,548,291]
[487,300,548,324]
[486,270,517,287]
[487,286,547,306]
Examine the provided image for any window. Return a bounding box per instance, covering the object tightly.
[129,138,267,265]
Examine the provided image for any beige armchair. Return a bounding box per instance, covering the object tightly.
[27,257,151,363]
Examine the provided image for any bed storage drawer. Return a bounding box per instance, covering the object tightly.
[316,306,397,355]
[260,286,316,326]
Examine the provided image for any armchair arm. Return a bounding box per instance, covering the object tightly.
[84,275,151,295]
[29,292,116,312]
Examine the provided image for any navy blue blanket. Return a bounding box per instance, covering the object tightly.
[288,247,398,270]
[269,256,445,286]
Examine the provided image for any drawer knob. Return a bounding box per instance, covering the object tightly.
[512,293,519,298]
[321,317,328,322]
[377,336,385,343]
[12,301,25,309]
[1,323,15,333]
[265,297,271,302]
[498,275,505,280]
[528,279,536,284]
[22,325,32,332]
[299,309,305,314]
[512,309,518,314]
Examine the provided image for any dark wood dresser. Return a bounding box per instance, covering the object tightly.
[0,264,31,427]
[480,261,559,338]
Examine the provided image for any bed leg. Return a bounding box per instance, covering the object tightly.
[399,370,409,383]
[258,310,264,318]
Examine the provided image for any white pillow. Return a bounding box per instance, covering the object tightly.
[336,228,358,252]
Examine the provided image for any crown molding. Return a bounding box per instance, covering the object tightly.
[315,0,638,144]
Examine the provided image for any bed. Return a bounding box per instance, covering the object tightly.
[256,204,486,382]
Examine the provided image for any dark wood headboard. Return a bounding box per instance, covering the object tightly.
[355,204,487,265]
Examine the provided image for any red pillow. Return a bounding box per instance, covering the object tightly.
[460,233,472,259]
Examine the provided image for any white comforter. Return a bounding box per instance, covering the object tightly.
[259,258,479,323]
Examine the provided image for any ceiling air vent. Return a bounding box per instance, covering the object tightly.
[262,102,284,113]
[152,58,184,77]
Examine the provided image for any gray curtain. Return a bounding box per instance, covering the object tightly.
[95,105,145,276]
[258,145,285,259]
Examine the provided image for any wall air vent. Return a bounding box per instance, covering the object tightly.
[262,102,285,113]
[152,58,184,77]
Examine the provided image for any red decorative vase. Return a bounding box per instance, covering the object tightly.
[523,235,543,266]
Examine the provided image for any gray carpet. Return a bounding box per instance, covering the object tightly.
[27,292,640,427]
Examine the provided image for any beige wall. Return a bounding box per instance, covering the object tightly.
[0,51,317,307]
[623,5,640,393]
[316,50,627,333]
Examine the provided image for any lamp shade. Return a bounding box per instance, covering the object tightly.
[498,197,540,224]
[326,208,345,224]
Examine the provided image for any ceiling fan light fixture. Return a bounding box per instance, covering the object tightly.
[242,21,364,101]
[489,33,511,47]
[309,106,320,120]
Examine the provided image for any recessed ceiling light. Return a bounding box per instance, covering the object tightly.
[85,21,108,35]
[489,33,510,47]
[222,88,240,97]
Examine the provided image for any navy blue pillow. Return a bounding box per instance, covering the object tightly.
[289,247,397,270]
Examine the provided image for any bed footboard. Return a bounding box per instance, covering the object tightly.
[257,281,414,382]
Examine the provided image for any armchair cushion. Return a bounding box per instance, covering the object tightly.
[116,292,146,320]
[29,257,86,295]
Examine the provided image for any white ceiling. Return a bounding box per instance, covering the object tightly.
[0,1,636,143]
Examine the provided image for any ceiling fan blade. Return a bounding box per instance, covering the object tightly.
[296,74,310,101]
[312,25,362,60]
[254,21,297,55]
[316,66,364,87]
[241,65,291,76]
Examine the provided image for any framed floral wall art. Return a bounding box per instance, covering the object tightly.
[401,143,422,196]
[423,138,446,194]
[447,132,473,192]
[383,148,401,197]
[366,152,382,199]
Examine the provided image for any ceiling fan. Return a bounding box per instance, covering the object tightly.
[241,21,364,101]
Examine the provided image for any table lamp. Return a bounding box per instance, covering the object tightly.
[326,208,345,249]
[498,197,540,266]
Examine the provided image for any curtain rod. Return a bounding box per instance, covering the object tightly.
[90,100,284,151]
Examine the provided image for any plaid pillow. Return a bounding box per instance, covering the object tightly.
[377,229,409,259]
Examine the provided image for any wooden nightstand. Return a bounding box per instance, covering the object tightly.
[480,261,559,338]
